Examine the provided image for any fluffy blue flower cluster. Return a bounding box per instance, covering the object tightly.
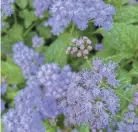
[2,43,121,131]
[2,77,61,132]
[32,35,44,48]
[58,58,120,130]
[1,0,14,17]
[33,0,116,35]
[12,42,44,79]
[33,0,53,18]
[2,42,75,132]
[37,64,75,99]
[116,92,138,132]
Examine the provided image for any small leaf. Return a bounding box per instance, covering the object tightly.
[37,25,52,39]
[43,120,56,132]
[15,0,28,9]
[102,23,138,53]
[129,62,138,77]
[45,33,78,66]
[114,5,138,24]
[19,9,37,28]
[78,124,89,132]
[1,57,24,84]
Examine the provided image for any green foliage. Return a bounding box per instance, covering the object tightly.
[15,0,28,9]
[103,23,138,53]
[37,24,52,39]
[19,9,37,28]
[3,87,19,104]
[1,24,24,53]
[106,0,128,7]
[45,33,77,66]
[43,120,57,132]
[78,124,89,132]
[1,57,24,84]
[1,0,138,131]
[114,5,138,24]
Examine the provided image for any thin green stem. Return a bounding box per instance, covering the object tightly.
[14,8,17,24]
[86,59,91,70]
[101,83,131,102]
[115,91,131,102]
[70,23,75,36]
[23,17,48,37]
[23,22,37,37]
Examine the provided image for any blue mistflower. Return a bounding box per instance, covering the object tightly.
[58,58,120,130]
[32,35,44,48]
[37,63,75,99]
[33,0,116,35]
[116,112,138,132]
[44,0,116,35]
[1,0,14,17]
[33,0,53,17]
[95,43,104,51]
[2,76,61,132]
[12,42,44,79]
[2,108,46,132]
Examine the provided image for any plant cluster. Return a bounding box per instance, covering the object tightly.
[1,0,138,132]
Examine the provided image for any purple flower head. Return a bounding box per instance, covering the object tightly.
[92,58,119,87]
[1,83,8,95]
[2,108,46,132]
[37,63,74,99]
[58,58,120,130]
[117,112,138,132]
[95,43,104,51]
[32,35,44,48]
[1,0,14,17]
[1,99,5,112]
[41,0,116,35]
[12,42,44,79]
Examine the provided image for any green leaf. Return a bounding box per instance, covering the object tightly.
[104,52,134,63]
[102,23,138,53]
[19,9,37,28]
[24,31,37,46]
[2,24,23,43]
[1,57,24,84]
[1,24,23,54]
[105,0,128,7]
[15,0,28,9]
[43,120,56,132]
[78,124,89,132]
[129,62,138,77]
[37,25,52,39]
[114,5,138,24]
[45,33,77,66]
[4,87,19,102]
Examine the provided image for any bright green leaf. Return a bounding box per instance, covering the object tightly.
[114,5,138,24]
[1,24,23,54]
[1,57,24,84]
[37,25,52,39]
[19,9,37,28]
[43,120,56,132]
[45,33,78,66]
[129,62,138,77]
[78,124,89,132]
[15,0,28,9]
[102,23,138,53]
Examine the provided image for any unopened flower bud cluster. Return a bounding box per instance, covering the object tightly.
[66,36,92,58]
